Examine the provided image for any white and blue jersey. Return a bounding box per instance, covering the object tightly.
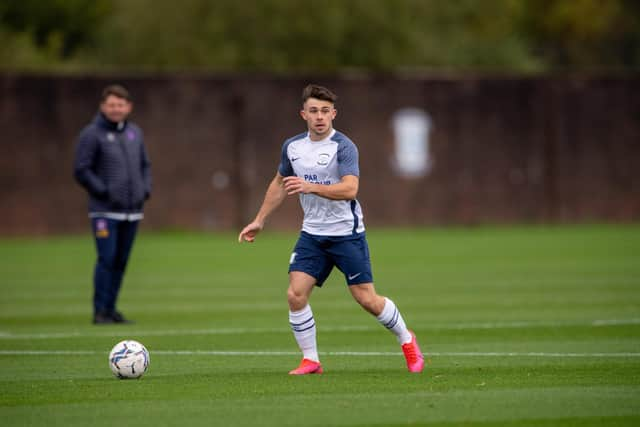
[278,129,365,236]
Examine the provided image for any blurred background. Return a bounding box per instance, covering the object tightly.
[1,0,639,235]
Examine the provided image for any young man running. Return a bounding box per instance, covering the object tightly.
[238,84,424,374]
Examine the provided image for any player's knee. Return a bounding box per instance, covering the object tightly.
[287,287,307,310]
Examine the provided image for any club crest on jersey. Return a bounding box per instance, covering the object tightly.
[95,219,109,238]
[107,133,115,142]
[317,153,330,166]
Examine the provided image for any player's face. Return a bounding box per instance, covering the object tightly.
[301,98,337,140]
[100,95,132,123]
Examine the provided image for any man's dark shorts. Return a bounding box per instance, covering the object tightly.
[288,231,373,286]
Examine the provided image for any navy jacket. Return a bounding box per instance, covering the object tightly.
[74,113,152,214]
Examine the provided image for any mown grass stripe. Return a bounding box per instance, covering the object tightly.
[1,318,639,339]
[1,350,639,357]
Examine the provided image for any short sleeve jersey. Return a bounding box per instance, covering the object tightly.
[278,129,365,236]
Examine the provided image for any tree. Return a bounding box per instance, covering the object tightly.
[521,0,640,68]
[1,0,638,72]
[1,0,111,59]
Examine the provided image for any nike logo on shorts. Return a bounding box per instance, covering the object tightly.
[348,272,362,280]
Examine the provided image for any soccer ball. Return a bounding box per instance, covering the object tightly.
[109,340,150,379]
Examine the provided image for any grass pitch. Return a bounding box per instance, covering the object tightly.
[1,225,639,426]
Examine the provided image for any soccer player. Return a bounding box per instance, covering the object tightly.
[74,84,152,324]
[238,84,424,374]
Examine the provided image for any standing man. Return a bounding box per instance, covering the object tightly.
[74,84,152,324]
[238,84,424,374]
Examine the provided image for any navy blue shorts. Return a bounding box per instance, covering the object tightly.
[289,231,373,287]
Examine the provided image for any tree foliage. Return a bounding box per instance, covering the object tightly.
[0,0,110,61]
[521,0,640,68]
[1,0,638,72]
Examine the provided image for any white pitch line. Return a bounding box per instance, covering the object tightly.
[0,350,639,358]
[430,352,640,358]
[1,318,639,340]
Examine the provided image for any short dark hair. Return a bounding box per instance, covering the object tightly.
[101,84,132,102]
[302,84,337,105]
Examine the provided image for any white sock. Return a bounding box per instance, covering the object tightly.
[289,304,319,362]
[376,297,412,344]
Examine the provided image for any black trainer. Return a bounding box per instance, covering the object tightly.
[112,310,134,324]
[93,311,115,324]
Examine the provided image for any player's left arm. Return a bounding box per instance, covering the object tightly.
[282,174,358,200]
[140,132,152,200]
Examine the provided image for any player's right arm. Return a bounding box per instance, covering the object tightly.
[73,128,108,198]
[238,172,287,243]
